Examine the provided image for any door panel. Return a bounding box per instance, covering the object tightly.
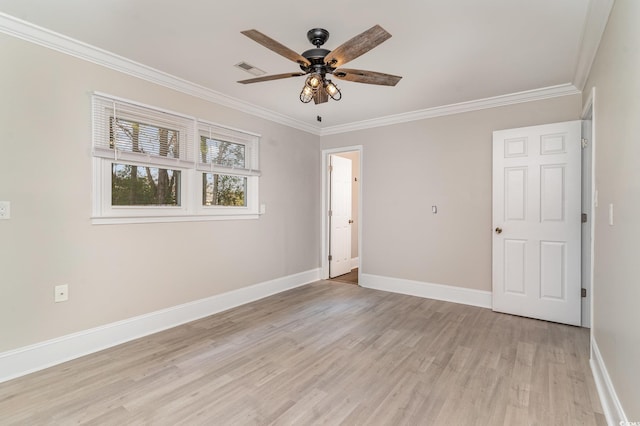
[541,165,565,221]
[505,167,527,220]
[504,239,526,294]
[540,241,565,300]
[493,121,581,326]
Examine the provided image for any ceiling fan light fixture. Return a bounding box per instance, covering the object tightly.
[325,80,342,101]
[300,85,315,103]
[239,25,400,105]
[305,73,323,91]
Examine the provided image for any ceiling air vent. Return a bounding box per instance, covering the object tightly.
[235,62,266,76]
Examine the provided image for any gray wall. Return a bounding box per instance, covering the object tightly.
[321,96,582,291]
[0,34,321,352]
[583,0,640,419]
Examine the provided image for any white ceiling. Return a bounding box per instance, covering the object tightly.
[0,0,602,132]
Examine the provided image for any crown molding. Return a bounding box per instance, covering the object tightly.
[0,12,322,136]
[573,0,615,90]
[320,83,581,136]
[1,11,589,138]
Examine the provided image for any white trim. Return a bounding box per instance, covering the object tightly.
[0,268,320,384]
[582,86,596,120]
[91,213,260,225]
[590,336,628,425]
[321,146,363,280]
[573,0,615,90]
[0,12,320,136]
[581,88,596,330]
[320,84,581,136]
[1,12,585,137]
[360,273,492,309]
[351,257,360,270]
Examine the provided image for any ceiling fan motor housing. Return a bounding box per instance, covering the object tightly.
[302,29,334,75]
[307,28,329,47]
[301,48,331,68]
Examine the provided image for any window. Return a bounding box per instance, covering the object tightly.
[197,121,260,211]
[92,93,260,224]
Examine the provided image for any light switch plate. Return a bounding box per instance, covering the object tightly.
[0,201,10,219]
[609,203,614,226]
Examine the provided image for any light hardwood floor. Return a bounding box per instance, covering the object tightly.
[330,268,358,285]
[0,281,605,425]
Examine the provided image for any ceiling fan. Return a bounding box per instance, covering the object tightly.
[237,25,402,104]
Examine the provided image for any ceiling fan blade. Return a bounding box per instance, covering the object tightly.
[324,25,392,68]
[237,72,306,84]
[314,89,329,104]
[333,68,402,86]
[241,29,311,67]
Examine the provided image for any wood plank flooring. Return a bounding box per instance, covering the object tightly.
[329,268,358,285]
[0,281,605,425]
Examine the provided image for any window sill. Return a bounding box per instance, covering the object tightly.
[91,213,260,225]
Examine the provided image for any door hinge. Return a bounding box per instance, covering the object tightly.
[328,255,333,261]
[581,138,588,149]
[329,165,333,172]
[581,288,587,298]
[582,213,588,223]
[328,210,332,217]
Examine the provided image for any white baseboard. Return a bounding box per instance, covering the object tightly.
[359,273,492,309]
[590,336,628,425]
[351,257,360,270]
[0,268,320,384]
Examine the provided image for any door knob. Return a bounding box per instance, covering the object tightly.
[348,220,354,224]
[495,227,503,234]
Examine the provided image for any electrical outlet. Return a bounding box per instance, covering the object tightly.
[54,284,69,302]
[0,201,10,219]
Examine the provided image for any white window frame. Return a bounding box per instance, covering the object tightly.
[91,92,261,224]
[196,120,260,217]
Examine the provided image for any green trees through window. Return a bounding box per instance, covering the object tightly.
[110,118,180,206]
[200,136,246,207]
[202,173,246,206]
[112,164,180,206]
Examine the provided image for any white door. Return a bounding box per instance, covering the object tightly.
[492,121,582,326]
[329,155,352,278]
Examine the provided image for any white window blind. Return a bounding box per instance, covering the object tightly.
[92,94,196,169]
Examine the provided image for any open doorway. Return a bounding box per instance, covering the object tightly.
[321,147,361,284]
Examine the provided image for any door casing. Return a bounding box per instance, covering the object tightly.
[581,87,597,329]
[321,146,362,281]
